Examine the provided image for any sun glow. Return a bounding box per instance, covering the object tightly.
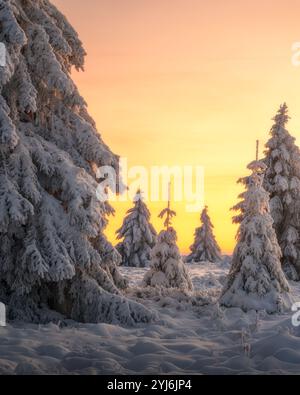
[53,0,300,254]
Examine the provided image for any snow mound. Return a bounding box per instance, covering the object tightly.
[1,262,300,375]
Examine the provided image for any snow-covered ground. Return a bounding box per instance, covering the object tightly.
[1,260,300,375]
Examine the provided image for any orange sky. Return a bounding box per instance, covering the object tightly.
[53,0,300,254]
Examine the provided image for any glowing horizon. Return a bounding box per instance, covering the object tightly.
[53,0,300,254]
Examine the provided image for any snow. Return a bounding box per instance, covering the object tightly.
[0,0,153,326]
[222,159,291,313]
[264,104,300,280]
[116,190,157,268]
[143,229,193,291]
[1,260,300,375]
[187,206,222,263]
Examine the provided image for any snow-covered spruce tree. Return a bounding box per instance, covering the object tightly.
[263,104,300,280]
[116,190,157,267]
[143,201,193,291]
[187,206,221,263]
[0,0,154,325]
[220,160,291,313]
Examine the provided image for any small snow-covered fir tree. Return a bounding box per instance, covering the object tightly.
[0,0,154,325]
[187,206,221,263]
[143,191,193,291]
[116,190,157,267]
[263,104,300,280]
[220,159,291,313]
[143,228,193,291]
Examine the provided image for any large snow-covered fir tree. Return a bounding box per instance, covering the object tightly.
[263,104,300,280]
[143,197,193,291]
[220,160,291,313]
[187,206,221,263]
[116,190,157,267]
[0,0,154,325]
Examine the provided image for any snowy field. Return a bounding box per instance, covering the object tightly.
[1,260,300,375]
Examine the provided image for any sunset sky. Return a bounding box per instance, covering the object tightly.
[53,0,300,254]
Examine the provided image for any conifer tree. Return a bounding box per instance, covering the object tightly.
[116,190,157,267]
[263,104,300,280]
[220,159,291,313]
[187,206,221,263]
[0,0,154,325]
[143,186,193,291]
